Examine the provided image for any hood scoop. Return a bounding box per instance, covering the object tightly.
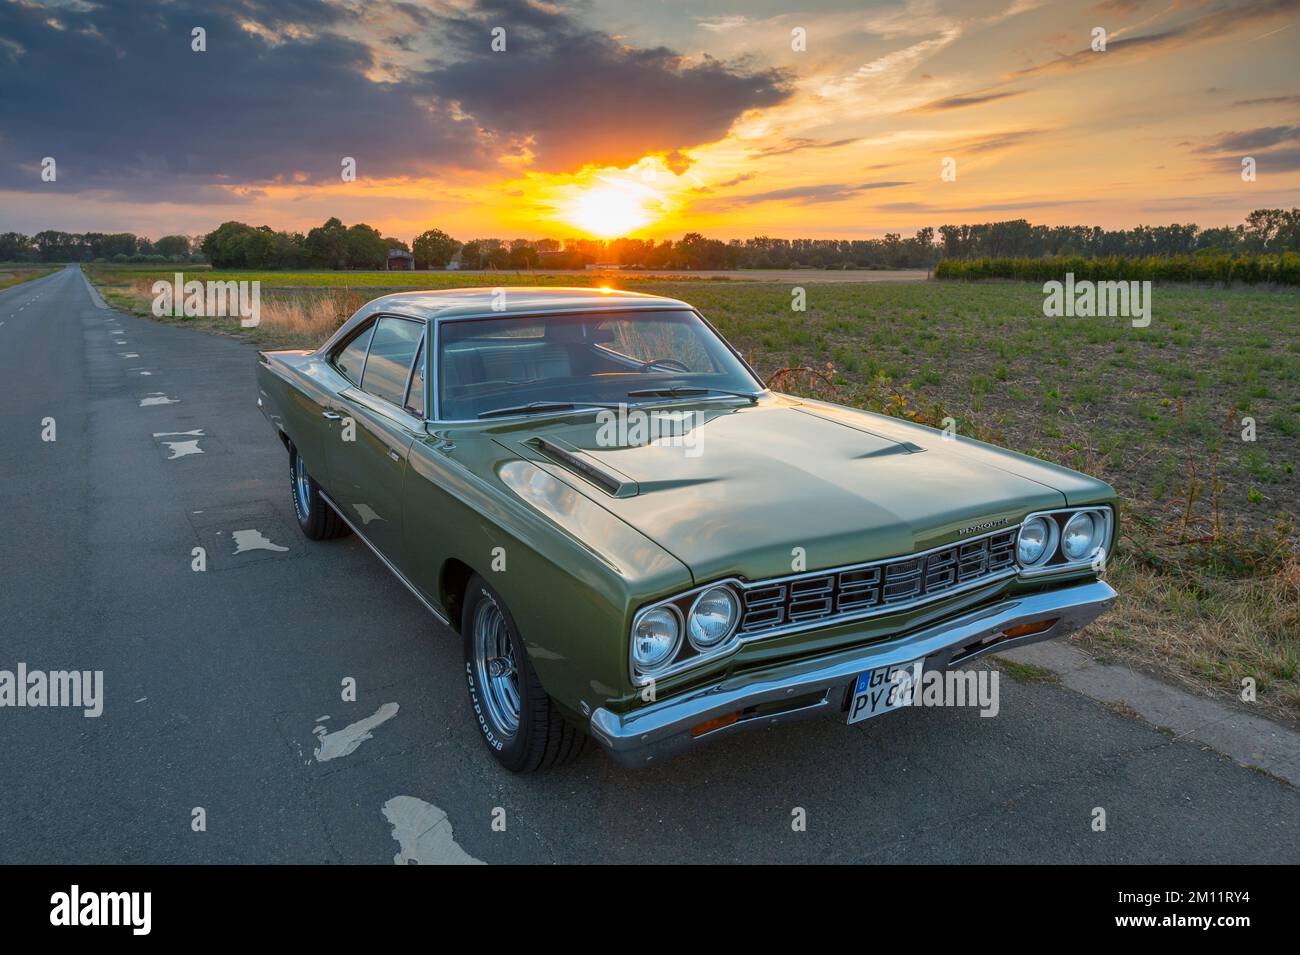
[526,437,638,497]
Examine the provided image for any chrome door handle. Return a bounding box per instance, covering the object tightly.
[321,411,342,420]
[387,449,402,462]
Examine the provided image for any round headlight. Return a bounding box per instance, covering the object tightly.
[1062,511,1102,561]
[1017,516,1052,566]
[688,586,739,650]
[632,606,681,672]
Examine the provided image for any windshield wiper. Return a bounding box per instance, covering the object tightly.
[477,400,616,419]
[625,386,760,403]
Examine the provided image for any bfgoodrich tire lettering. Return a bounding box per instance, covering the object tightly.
[288,443,350,540]
[461,574,586,773]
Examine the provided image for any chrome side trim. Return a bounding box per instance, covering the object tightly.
[319,489,450,625]
[400,330,425,415]
[340,386,425,432]
[593,579,1118,768]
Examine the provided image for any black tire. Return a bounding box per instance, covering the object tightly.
[462,574,586,773]
[289,443,350,540]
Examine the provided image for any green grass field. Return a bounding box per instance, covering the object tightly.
[91,267,1300,719]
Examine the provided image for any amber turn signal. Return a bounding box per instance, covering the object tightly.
[1002,618,1059,639]
[691,711,741,737]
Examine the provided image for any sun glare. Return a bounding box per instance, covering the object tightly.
[563,181,659,238]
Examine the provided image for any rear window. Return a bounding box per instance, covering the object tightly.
[332,323,374,385]
[361,317,423,407]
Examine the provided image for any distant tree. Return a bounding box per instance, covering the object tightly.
[102,233,138,258]
[412,228,460,269]
[459,240,482,269]
[200,221,306,269]
[344,223,388,269]
[0,232,35,261]
[153,234,191,259]
[508,238,537,269]
[305,217,349,269]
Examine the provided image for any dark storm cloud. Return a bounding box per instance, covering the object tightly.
[0,0,790,198]
[0,0,481,198]
[421,0,791,172]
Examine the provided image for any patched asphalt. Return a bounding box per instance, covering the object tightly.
[0,266,1296,863]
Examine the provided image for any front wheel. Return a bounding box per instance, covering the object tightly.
[462,575,586,772]
[289,444,350,540]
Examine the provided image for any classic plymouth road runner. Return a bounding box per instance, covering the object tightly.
[257,288,1118,771]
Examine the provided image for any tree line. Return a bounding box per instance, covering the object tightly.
[0,230,201,263]
[4,209,1296,271]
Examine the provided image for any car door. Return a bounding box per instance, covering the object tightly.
[304,321,378,490]
[329,315,427,566]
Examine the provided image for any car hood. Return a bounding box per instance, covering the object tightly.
[492,397,1106,584]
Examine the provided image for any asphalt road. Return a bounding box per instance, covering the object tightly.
[1,265,1296,864]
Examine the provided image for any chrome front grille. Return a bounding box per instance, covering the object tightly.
[738,528,1017,635]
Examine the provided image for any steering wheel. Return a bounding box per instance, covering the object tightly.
[639,357,691,373]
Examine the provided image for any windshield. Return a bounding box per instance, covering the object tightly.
[437,309,762,420]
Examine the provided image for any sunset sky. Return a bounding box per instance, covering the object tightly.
[2,0,1297,242]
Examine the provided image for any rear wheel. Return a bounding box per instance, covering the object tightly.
[462,575,586,772]
[289,444,349,540]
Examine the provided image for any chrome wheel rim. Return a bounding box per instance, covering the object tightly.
[294,451,311,517]
[472,599,520,738]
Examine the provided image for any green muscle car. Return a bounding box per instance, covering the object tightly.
[256,287,1117,771]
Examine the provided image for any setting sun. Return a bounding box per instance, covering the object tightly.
[563,181,661,238]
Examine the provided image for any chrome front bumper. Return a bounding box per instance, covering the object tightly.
[589,579,1117,767]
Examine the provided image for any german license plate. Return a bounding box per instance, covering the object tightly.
[847,658,924,724]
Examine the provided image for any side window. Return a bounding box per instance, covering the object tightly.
[405,338,426,417]
[360,317,423,407]
[332,322,375,385]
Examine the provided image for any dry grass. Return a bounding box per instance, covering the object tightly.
[256,289,364,346]
[107,278,363,348]
[1082,551,1300,722]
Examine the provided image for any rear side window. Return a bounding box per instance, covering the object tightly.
[361,317,423,407]
[405,339,426,416]
[333,323,374,385]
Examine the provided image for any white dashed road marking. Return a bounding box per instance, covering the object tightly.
[312,702,399,762]
[382,796,484,865]
[230,529,289,555]
[152,429,205,459]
